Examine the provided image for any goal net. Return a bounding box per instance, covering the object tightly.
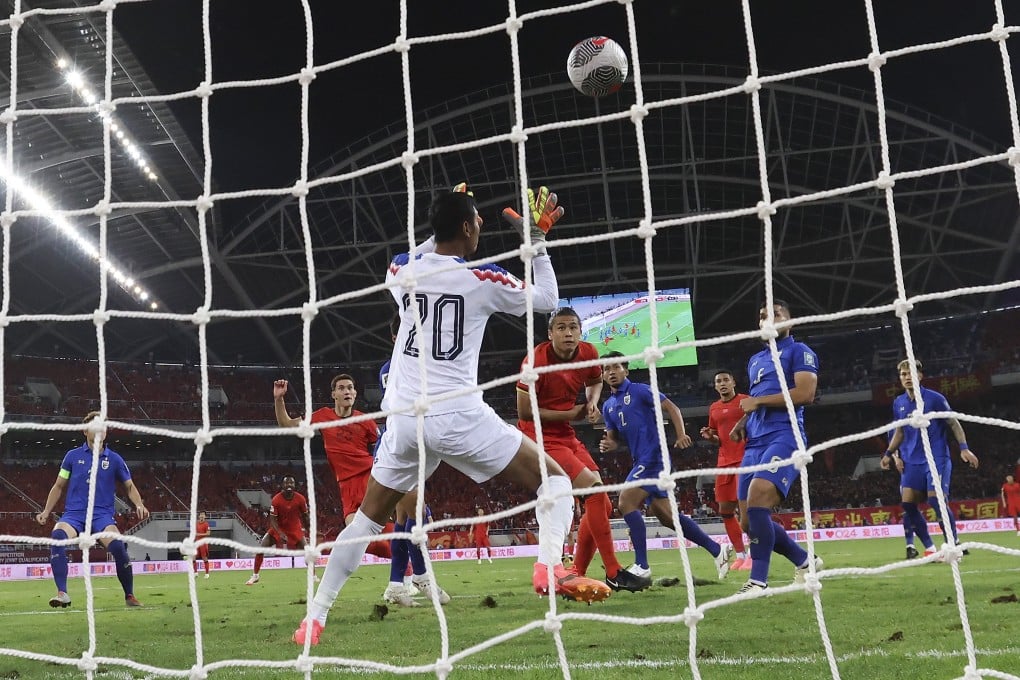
[2,1,1020,679]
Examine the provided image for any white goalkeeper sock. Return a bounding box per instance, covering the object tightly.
[536,475,573,567]
[309,510,383,624]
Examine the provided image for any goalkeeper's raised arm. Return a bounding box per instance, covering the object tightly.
[502,185,565,313]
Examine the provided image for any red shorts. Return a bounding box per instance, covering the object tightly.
[1007,502,1020,516]
[715,464,741,504]
[544,437,599,481]
[196,544,209,560]
[268,527,305,549]
[341,473,369,518]
[473,534,491,548]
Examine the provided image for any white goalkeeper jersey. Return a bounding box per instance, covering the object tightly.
[383,239,558,416]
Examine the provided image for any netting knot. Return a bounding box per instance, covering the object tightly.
[617,0,635,5]
[1007,146,1020,167]
[962,666,982,680]
[92,309,111,327]
[188,664,208,680]
[893,298,913,317]
[758,323,779,341]
[180,538,197,558]
[97,0,117,11]
[85,417,107,437]
[875,171,895,190]
[907,412,930,430]
[291,180,309,198]
[542,612,563,634]
[504,17,523,35]
[413,397,430,416]
[93,200,112,217]
[194,429,213,447]
[304,545,318,564]
[682,606,704,628]
[97,100,115,115]
[642,346,665,366]
[435,659,454,679]
[519,242,542,261]
[0,212,16,229]
[509,125,528,144]
[301,301,318,322]
[393,37,411,53]
[629,104,649,123]
[195,81,213,99]
[655,472,675,491]
[802,574,822,593]
[536,494,555,515]
[298,67,317,85]
[0,316,8,328]
[400,151,419,169]
[77,533,94,550]
[635,219,656,239]
[742,75,761,94]
[8,14,24,30]
[195,195,214,213]
[867,52,887,72]
[398,273,418,290]
[295,656,314,673]
[191,306,211,326]
[0,109,16,125]
[755,201,776,221]
[519,366,539,386]
[77,652,98,673]
[295,422,314,440]
[990,23,1009,42]
[942,544,964,564]
[791,449,813,470]
[409,524,426,545]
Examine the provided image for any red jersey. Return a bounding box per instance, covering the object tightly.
[472,521,489,540]
[195,521,210,538]
[516,341,601,441]
[1003,481,1020,503]
[311,407,379,483]
[708,394,749,467]
[271,491,308,531]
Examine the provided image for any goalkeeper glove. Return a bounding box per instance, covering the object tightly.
[451,182,474,196]
[502,186,565,252]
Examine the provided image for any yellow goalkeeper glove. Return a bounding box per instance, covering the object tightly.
[502,186,565,249]
[451,182,474,196]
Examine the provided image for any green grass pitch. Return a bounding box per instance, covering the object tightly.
[584,300,697,369]
[1,533,1018,679]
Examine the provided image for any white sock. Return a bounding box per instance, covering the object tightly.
[309,511,383,624]
[536,475,573,567]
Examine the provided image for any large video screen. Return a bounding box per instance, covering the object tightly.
[558,288,697,369]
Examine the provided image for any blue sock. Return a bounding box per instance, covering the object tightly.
[107,540,134,597]
[50,529,68,593]
[902,502,933,549]
[903,508,915,546]
[930,501,959,543]
[406,519,427,576]
[623,511,649,569]
[676,514,721,558]
[747,507,774,584]
[389,523,411,584]
[770,520,808,567]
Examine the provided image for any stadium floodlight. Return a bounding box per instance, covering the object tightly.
[0,153,159,308]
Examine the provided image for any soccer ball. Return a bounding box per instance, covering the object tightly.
[566,36,629,98]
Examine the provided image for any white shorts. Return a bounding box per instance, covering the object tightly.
[372,404,523,493]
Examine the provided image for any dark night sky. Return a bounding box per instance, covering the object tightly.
[111,1,1019,195]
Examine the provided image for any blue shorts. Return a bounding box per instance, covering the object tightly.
[901,459,951,498]
[626,462,668,501]
[738,432,801,501]
[58,510,117,535]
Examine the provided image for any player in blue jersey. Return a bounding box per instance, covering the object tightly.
[731,301,820,593]
[881,359,979,558]
[598,351,732,585]
[35,411,150,608]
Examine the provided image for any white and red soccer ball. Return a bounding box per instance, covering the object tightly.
[566,36,629,98]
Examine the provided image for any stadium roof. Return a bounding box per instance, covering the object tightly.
[3,3,1018,368]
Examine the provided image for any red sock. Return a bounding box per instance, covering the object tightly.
[584,493,621,577]
[204,560,210,575]
[722,513,745,553]
[367,540,392,560]
[572,515,596,576]
[253,553,264,575]
[192,560,198,573]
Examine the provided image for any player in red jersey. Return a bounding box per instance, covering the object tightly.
[517,307,643,593]
[274,373,390,559]
[1002,474,1020,535]
[193,512,211,578]
[700,370,751,570]
[472,507,493,564]
[246,476,310,585]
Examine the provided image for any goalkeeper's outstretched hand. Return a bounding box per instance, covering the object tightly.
[502,186,565,249]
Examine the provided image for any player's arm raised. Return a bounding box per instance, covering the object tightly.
[662,398,692,449]
[273,379,302,428]
[36,474,68,525]
[502,186,564,313]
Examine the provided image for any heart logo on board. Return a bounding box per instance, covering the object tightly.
[226,561,233,567]
[825,531,834,538]
[956,523,965,532]
[455,551,464,558]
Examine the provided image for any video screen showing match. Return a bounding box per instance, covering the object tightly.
[558,288,697,369]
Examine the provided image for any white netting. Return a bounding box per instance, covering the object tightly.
[2,0,1020,678]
